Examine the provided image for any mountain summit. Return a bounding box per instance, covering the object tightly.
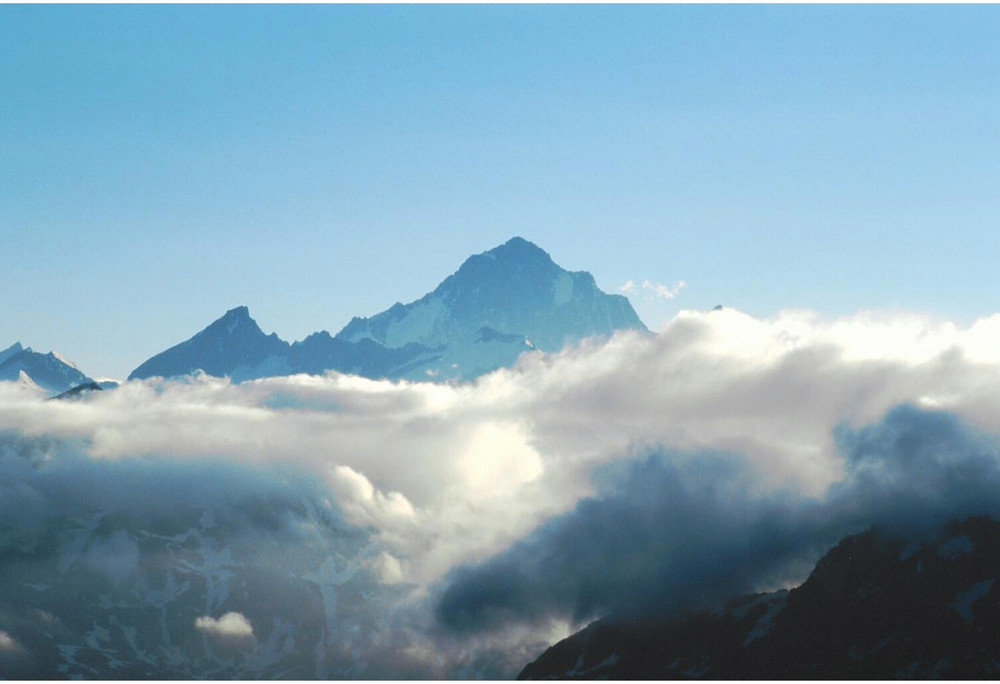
[0,341,24,366]
[337,237,646,354]
[128,307,290,382]
[128,238,647,383]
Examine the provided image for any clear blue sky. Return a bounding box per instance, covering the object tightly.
[3,4,999,379]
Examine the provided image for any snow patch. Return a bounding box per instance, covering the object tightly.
[742,593,787,646]
[950,578,995,622]
[564,652,620,677]
[15,370,45,394]
[937,534,975,559]
[51,350,80,369]
[383,296,447,348]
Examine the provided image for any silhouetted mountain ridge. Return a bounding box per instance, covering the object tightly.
[519,516,1000,679]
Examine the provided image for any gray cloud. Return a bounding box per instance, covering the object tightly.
[436,404,1000,635]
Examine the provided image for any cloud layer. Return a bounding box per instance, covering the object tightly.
[4,307,1000,676]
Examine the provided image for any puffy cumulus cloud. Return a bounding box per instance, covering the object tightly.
[457,422,543,499]
[5,307,1000,675]
[326,464,418,543]
[371,551,406,585]
[195,612,254,639]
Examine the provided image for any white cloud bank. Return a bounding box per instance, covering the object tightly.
[5,306,1000,675]
[7,308,1000,581]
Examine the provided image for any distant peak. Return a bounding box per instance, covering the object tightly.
[493,236,546,254]
[0,341,24,365]
[211,306,261,337]
[478,237,555,266]
[503,236,533,248]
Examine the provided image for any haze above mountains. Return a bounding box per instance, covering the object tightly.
[3,238,647,395]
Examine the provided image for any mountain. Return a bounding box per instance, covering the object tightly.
[128,307,292,382]
[0,341,23,365]
[287,332,437,379]
[0,344,93,395]
[336,237,646,379]
[127,307,437,383]
[129,238,647,383]
[519,516,1000,679]
[50,381,106,401]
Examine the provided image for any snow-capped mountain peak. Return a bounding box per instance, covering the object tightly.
[334,237,647,378]
[0,344,94,395]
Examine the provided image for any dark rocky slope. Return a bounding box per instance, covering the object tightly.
[520,516,1000,679]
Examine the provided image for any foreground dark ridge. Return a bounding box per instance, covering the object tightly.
[520,516,1000,680]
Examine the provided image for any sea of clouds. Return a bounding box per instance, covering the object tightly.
[5,307,1000,677]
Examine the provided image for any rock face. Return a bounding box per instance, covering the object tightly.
[128,238,647,383]
[0,344,93,395]
[519,516,1000,680]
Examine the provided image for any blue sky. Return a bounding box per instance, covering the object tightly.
[2,4,999,379]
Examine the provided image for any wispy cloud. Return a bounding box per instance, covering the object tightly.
[619,278,686,300]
